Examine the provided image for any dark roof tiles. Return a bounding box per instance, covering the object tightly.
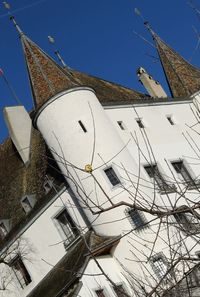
[153,34,200,98]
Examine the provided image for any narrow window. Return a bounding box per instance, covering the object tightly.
[166,116,175,125]
[78,120,87,133]
[113,284,127,296]
[0,222,8,238]
[95,289,106,297]
[151,253,168,279]
[55,209,79,247]
[136,118,145,129]
[117,121,125,130]
[11,256,32,288]
[43,176,54,194]
[144,164,169,192]
[21,195,36,214]
[21,197,32,213]
[128,209,148,231]
[171,161,194,185]
[174,206,198,233]
[104,167,121,186]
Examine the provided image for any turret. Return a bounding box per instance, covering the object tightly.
[11,18,147,235]
[137,67,167,98]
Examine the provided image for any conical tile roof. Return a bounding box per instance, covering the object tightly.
[148,26,200,98]
[14,19,147,110]
[21,35,78,109]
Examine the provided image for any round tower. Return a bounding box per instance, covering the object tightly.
[15,25,147,235]
[34,86,142,235]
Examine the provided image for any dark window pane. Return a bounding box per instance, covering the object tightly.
[11,257,31,288]
[128,209,148,231]
[113,284,127,296]
[56,209,78,246]
[104,167,120,186]
[95,289,106,297]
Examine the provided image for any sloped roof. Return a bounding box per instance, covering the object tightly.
[0,128,65,248]
[150,28,200,98]
[27,232,120,297]
[19,33,148,110]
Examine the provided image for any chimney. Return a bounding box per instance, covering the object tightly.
[137,67,167,98]
[3,106,32,166]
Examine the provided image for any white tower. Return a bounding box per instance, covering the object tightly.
[137,67,167,98]
[15,28,151,235]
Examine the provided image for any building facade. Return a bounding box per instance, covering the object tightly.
[1,18,200,297]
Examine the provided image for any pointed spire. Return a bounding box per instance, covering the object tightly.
[10,18,79,109]
[146,23,200,98]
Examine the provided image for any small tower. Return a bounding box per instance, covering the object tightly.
[11,18,145,235]
[137,67,167,98]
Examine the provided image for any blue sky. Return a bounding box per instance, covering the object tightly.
[0,0,200,142]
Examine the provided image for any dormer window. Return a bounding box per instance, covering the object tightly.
[43,176,54,194]
[0,220,10,239]
[21,195,36,214]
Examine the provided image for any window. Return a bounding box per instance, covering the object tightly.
[104,167,121,186]
[136,118,145,129]
[0,222,7,238]
[78,120,87,132]
[95,289,106,297]
[10,256,31,289]
[151,253,168,279]
[55,209,79,247]
[43,176,54,194]
[21,195,36,214]
[144,164,173,193]
[166,115,175,125]
[128,209,148,231]
[174,206,199,234]
[117,121,126,130]
[113,284,127,296]
[171,161,194,186]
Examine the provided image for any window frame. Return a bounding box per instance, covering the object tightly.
[171,160,197,189]
[112,282,129,297]
[0,219,11,239]
[94,287,109,297]
[150,252,169,280]
[173,206,200,234]
[166,114,175,125]
[21,195,36,214]
[53,207,79,249]
[117,121,126,130]
[126,208,149,232]
[10,255,32,289]
[103,166,121,188]
[144,163,175,194]
[135,118,145,129]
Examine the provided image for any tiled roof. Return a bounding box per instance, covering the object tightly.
[20,34,148,110]
[27,232,120,297]
[153,33,200,98]
[0,128,65,248]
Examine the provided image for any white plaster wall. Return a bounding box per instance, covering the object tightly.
[3,97,200,296]
[36,87,155,235]
[79,256,133,297]
[0,188,87,297]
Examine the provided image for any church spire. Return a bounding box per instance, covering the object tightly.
[10,17,78,109]
[145,22,200,98]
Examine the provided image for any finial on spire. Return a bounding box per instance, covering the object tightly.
[47,35,69,68]
[10,16,24,37]
[2,2,24,36]
[134,8,157,40]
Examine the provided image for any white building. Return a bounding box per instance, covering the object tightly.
[1,18,200,297]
